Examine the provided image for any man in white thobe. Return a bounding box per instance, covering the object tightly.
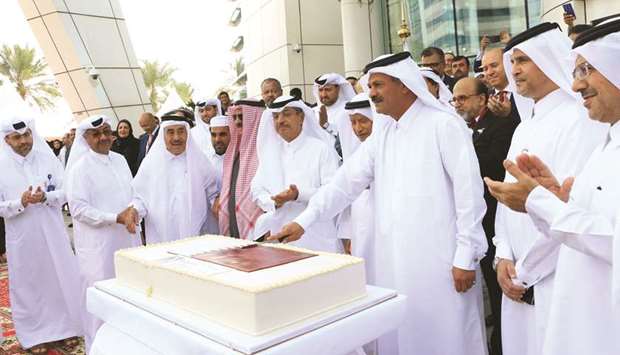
[0,117,82,353]
[65,115,142,352]
[312,73,357,157]
[270,52,488,355]
[486,20,620,355]
[130,117,219,243]
[208,115,230,179]
[192,98,222,158]
[252,96,341,252]
[337,92,378,281]
[492,23,607,355]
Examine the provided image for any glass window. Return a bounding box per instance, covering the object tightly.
[454,0,527,57]
[386,0,542,57]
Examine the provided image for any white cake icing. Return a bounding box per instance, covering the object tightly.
[114,235,367,335]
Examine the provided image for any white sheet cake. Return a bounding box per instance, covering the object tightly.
[114,235,367,335]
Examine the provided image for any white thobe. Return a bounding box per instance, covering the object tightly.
[66,150,142,351]
[520,121,619,355]
[493,89,607,355]
[205,152,224,235]
[314,104,345,153]
[132,152,219,243]
[192,124,214,158]
[208,151,224,181]
[295,99,488,355]
[252,134,341,252]
[0,150,82,348]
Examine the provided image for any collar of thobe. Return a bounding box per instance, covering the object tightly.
[360,52,457,117]
[394,97,424,130]
[572,19,620,91]
[502,23,577,120]
[89,150,112,165]
[312,73,356,109]
[281,132,306,153]
[532,89,570,121]
[606,121,620,148]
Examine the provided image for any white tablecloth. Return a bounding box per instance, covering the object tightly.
[88,280,406,355]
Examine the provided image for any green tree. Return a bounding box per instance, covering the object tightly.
[141,60,175,112]
[173,80,194,106]
[0,44,61,111]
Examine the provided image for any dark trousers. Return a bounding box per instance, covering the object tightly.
[481,209,503,355]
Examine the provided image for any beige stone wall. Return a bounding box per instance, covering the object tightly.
[18,0,151,129]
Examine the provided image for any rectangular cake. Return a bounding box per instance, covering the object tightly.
[114,235,367,335]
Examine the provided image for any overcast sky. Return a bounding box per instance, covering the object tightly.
[0,0,236,137]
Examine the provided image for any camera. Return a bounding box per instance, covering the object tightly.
[88,67,100,80]
[292,43,302,53]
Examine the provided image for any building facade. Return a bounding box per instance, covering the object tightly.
[241,0,620,103]
[17,0,151,128]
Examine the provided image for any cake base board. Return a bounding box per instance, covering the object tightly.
[88,279,405,354]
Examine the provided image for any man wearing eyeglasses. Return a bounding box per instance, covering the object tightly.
[421,46,457,91]
[485,23,607,355]
[452,77,518,355]
[484,20,620,354]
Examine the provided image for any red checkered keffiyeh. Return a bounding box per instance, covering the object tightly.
[218,101,264,239]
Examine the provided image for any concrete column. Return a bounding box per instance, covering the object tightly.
[17,0,151,127]
[340,0,386,79]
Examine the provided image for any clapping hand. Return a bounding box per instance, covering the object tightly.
[271,185,299,208]
[515,153,573,202]
[484,159,540,213]
[487,95,511,118]
[21,186,46,207]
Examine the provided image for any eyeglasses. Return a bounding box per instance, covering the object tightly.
[572,62,596,81]
[449,94,477,106]
[232,114,243,120]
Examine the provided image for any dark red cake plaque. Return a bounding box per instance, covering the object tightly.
[191,244,317,272]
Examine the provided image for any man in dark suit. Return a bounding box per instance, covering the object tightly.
[420,46,457,91]
[482,48,521,125]
[137,112,160,167]
[451,77,519,355]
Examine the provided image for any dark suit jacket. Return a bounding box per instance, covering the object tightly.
[137,125,159,168]
[443,75,456,92]
[472,109,520,247]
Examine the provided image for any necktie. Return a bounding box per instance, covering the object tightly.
[146,134,154,153]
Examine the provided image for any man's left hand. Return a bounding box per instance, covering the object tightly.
[29,187,46,204]
[271,185,299,208]
[484,160,539,212]
[452,267,476,293]
[487,95,511,118]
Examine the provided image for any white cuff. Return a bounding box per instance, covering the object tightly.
[453,244,477,271]
[293,207,319,231]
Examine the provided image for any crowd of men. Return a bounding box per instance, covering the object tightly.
[1,14,619,355]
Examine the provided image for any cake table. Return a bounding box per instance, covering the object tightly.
[88,279,406,355]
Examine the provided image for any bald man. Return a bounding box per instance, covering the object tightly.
[137,112,160,167]
[452,77,519,355]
